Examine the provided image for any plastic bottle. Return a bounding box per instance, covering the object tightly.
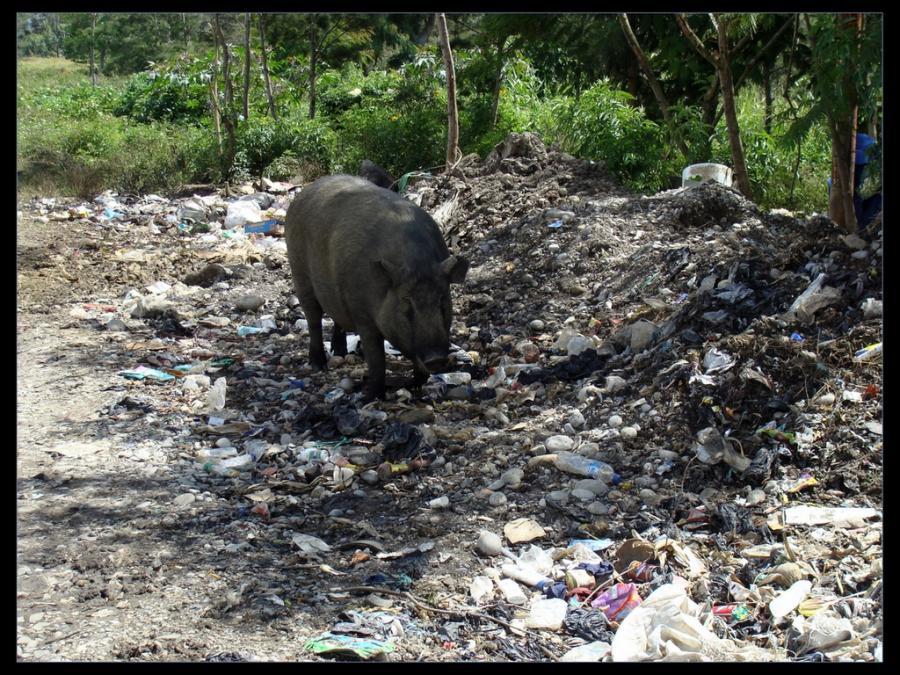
[207,377,227,411]
[551,451,618,483]
[435,372,472,385]
[196,447,238,461]
[204,453,254,476]
[296,447,330,463]
[854,342,882,362]
[501,563,551,589]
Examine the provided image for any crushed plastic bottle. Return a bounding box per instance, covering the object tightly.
[434,372,472,386]
[204,453,254,476]
[552,451,619,484]
[853,342,882,362]
[296,447,331,463]
[207,377,227,411]
[196,447,238,461]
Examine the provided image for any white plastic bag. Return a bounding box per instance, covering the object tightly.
[207,377,227,411]
[611,582,783,661]
[224,200,261,228]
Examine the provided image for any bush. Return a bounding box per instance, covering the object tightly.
[234,116,336,180]
[333,102,445,178]
[537,81,678,192]
[709,85,833,211]
[19,82,121,120]
[113,123,208,194]
[115,66,208,124]
[18,113,213,197]
[316,65,402,118]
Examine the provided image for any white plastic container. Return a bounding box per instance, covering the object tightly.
[682,163,733,188]
[769,579,813,619]
[501,563,550,587]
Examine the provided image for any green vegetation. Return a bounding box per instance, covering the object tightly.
[16,13,880,215]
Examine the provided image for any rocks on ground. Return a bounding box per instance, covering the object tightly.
[16,135,882,662]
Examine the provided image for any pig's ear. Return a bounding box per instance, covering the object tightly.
[376,258,407,287]
[441,255,469,284]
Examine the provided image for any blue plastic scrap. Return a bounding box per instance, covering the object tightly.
[118,365,175,381]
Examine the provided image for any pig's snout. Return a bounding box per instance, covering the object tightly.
[422,350,450,372]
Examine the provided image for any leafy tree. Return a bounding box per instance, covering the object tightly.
[794,13,881,231]
[17,13,65,57]
[677,13,753,197]
[437,14,460,167]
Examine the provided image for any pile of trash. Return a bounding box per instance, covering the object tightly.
[16,133,881,661]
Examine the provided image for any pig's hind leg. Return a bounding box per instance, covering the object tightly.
[411,366,429,388]
[297,293,328,370]
[358,325,387,400]
[332,324,348,357]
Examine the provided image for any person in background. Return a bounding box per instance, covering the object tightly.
[854,133,881,228]
[827,131,881,230]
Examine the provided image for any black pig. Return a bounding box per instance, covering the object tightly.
[359,159,398,191]
[285,175,468,399]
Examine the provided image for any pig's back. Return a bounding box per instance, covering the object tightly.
[285,175,449,326]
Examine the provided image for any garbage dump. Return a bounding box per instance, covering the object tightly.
[17,136,881,661]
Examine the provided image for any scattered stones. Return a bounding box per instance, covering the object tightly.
[545,435,575,453]
[174,493,196,507]
[16,132,881,662]
[234,294,266,312]
[488,492,508,507]
[476,530,504,557]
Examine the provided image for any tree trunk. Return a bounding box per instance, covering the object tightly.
[626,57,639,103]
[489,37,508,129]
[716,17,752,198]
[830,119,857,231]
[828,13,863,233]
[763,59,772,134]
[242,13,252,122]
[712,16,794,130]
[308,19,318,120]
[490,63,503,129]
[214,15,237,176]
[209,26,223,155]
[89,13,97,86]
[619,14,690,158]
[436,13,460,168]
[701,76,719,129]
[258,14,277,119]
[53,13,61,57]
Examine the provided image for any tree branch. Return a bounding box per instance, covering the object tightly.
[619,14,690,157]
[320,18,352,51]
[677,13,717,66]
[734,16,794,92]
[710,16,795,129]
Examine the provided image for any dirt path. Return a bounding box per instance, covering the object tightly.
[16,217,314,661]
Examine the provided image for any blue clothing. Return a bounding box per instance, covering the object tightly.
[856,133,875,165]
[825,133,880,228]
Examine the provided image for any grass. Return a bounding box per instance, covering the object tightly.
[17,56,207,198]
